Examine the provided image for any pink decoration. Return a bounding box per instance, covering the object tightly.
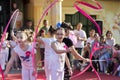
[64,45,68,49]
[25,51,31,57]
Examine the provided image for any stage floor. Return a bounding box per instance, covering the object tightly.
[2,70,120,80]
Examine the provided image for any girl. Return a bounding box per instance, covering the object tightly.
[91,33,100,72]
[51,27,89,80]
[4,31,37,80]
[36,27,71,80]
[0,33,9,70]
[51,28,72,80]
[105,30,115,47]
[99,36,111,73]
[9,31,19,70]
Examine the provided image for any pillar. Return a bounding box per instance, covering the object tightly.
[51,0,63,27]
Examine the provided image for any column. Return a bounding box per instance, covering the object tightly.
[51,0,63,27]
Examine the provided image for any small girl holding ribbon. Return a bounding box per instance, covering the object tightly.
[4,31,37,80]
[51,28,72,80]
[36,27,72,80]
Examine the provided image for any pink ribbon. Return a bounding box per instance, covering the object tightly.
[0,65,4,80]
[0,9,19,80]
[71,42,101,80]
[77,1,102,10]
[32,0,59,79]
[74,0,102,35]
[89,42,102,80]
[71,0,103,80]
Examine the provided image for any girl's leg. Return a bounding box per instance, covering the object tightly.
[59,71,64,80]
[40,48,45,68]
[1,53,6,70]
[22,67,29,80]
[45,60,51,80]
[30,69,36,80]
[118,71,120,77]
[51,70,64,80]
[99,56,104,72]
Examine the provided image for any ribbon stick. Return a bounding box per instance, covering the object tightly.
[71,0,103,80]
[0,9,19,80]
[31,0,59,79]
[91,60,106,61]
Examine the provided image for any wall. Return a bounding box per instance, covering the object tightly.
[24,0,52,30]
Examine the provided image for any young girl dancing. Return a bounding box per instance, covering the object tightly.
[4,31,37,80]
[36,27,72,80]
[51,28,72,80]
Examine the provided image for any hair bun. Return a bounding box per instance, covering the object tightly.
[61,22,73,30]
[49,25,56,33]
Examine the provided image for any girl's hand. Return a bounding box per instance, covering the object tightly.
[32,70,37,77]
[4,72,8,78]
[68,68,73,76]
[66,48,71,53]
[67,47,73,52]
[84,58,90,63]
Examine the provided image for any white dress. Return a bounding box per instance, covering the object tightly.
[0,41,9,70]
[41,38,65,80]
[43,38,66,80]
[40,37,56,80]
[14,44,36,80]
[52,41,66,80]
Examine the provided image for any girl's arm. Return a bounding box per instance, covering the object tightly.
[4,50,17,77]
[36,37,44,44]
[65,55,72,70]
[6,41,10,48]
[113,69,118,76]
[51,42,69,54]
[65,55,72,75]
[11,31,17,41]
[69,46,89,62]
[32,53,37,77]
